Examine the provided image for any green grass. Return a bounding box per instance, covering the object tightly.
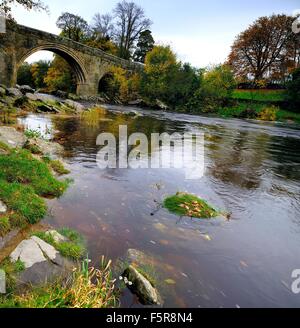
[0,258,26,292]
[0,148,69,197]
[24,129,42,139]
[0,146,70,232]
[218,102,300,124]
[43,157,70,175]
[0,216,10,236]
[163,192,218,219]
[232,89,285,102]
[33,228,86,260]
[0,181,46,224]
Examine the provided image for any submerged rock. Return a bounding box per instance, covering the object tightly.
[123,265,161,305]
[9,235,74,286]
[0,126,27,148]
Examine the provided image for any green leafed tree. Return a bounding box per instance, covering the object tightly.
[56,12,88,42]
[133,29,155,63]
[30,60,50,89]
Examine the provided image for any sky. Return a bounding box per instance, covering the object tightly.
[11,0,300,67]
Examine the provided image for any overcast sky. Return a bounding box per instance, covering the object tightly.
[11,0,300,67]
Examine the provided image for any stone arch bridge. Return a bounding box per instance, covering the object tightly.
[0,20,143,96]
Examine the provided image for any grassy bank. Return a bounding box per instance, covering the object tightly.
[232,89,285,102]
[0,142,70,236]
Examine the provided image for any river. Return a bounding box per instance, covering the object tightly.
[18,105,300,308]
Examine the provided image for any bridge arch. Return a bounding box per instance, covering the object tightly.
[17,44,88,85]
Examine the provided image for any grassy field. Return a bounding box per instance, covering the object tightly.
[232,89,286,102]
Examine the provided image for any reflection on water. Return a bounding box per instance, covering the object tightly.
[19,107,300,308]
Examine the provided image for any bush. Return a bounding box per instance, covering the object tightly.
[258,105,279,121]
[187,65,236,113]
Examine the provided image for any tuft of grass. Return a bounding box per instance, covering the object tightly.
[0,141,11,152]
[0,258,26,292]
[0,257,119,308]
[24,129,42,139]
[43,158,70,175]
[33,228,85,260]
[0,148,69,197]
[0,216,10,236]
[163,192,218,219]
[0,180,46,224]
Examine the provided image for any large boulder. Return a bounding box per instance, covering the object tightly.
[19,85,35,94]
[7,88,23,98]
[0,126,27,148]
[123,265,161,305]
[36,104,60,114]
[10,236,74,286]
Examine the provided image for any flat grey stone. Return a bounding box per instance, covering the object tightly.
[0,126,27,148]
[10,238,47,269]
[0,200,7,213]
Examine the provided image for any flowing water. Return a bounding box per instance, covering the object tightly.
[18,106,300,308]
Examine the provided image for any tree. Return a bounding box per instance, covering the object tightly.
[188,65,236,112]
[228,14,298,82]
[286,68,300,112]
[30,60,50,88]
[0,0,47,18]
[92,13,114,39]
[113,1,152,59]
[133,29,155,63]
[44,55,76,93]
[56,12,88,42]
[17,62,34,87]
[140,45,201,109]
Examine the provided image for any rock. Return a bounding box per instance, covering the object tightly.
[25,93,39,101]
[7,88,23,97]
[10,236,75,286]
[0,229,20,251]
[37,104,60,113]
[0,200,7,214]
[127,249,149,265]
[123,265,161,305]
[156,99,169,110]
[19,85,35,94]
[0,126,27,148]
[23,137,63,159]
[128,99,144,106]
[45,230,68,243]
[53,90,68,99]
[0,86,6,97]
[64,99,85,112]
[10,237,51,269]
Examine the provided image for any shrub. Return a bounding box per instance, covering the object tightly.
[258,105,279,121]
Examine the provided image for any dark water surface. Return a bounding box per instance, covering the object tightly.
[18,106,300,308]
